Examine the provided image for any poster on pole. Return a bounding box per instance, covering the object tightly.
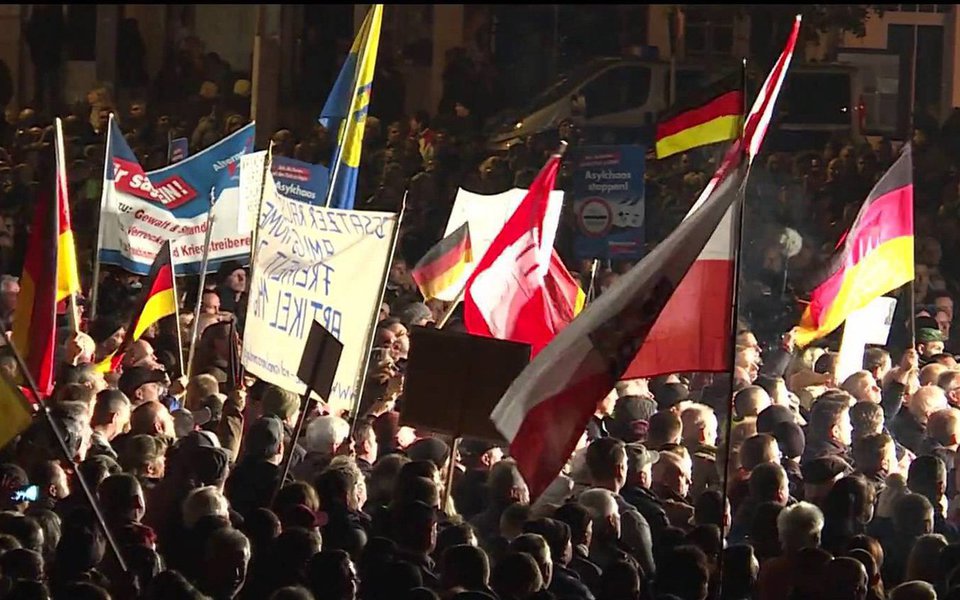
[99,119,256,275]
[437,187,564,302]
[836,296,898,384]
[571,145,646,260]
[242,176,397,413]
[169,137,189,163]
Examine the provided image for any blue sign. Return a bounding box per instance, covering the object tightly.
[271,156,330,206]
[571,145,646,260]
[169,137,189,163]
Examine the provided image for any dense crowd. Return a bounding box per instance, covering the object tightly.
[4,24,960,600]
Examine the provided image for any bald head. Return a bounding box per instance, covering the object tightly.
[130,401,175,438]
[734,386,771,419]
[938,370,960,407]
[927,408,960,448]
[125,339,161,369]
[920,363,948,387]
[841,371,881,404]
[909,386,949,425]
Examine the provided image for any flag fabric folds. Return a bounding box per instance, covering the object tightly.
[794,146,914,347]
[11,189,58,396]
[55,118,80,302]
[491,15,802,499]
[411,223,474,301]
[0,369,35,450]
[320,4,383,210]
[109,241,178,369]
[463,152,585,358]
[655,74,744,159]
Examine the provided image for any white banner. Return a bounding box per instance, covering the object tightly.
[836,296,898,384]
[99,120,256,275]
[439,188,564,301]
[242,176,397,412]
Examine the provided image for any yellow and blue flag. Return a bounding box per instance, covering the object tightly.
[320,4,383,210]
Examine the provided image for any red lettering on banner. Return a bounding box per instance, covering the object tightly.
[112,158,198,209]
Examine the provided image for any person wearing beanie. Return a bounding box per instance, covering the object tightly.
[773,421,805,500]
[260,384,307,472]
[215,260,247,315]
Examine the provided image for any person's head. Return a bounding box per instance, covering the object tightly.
[523,518,572,567]
[97,473,145,523]
[824,556,869,600]
[756,404,794,435]
[499,502,531,541]
[244,416,285,464]
[30,460,68,502]
[893,493,935,537]
[928,408,960,452]
[486,460,529,507]
[201,527,251,599]
[734,386,772,419]
[410,110,430,134]
[937,370,960,407]
[186,374,220,411]
[316,458,367,512]
[739,433,781,472]
[511,533,553,587]
[850,401,884,441]
[201,289,220,315]
[353,420,378,464]
[182,486,230,529]
[905,533,948,584]
[823,475,875,527]
[772,421,805,461]
[651,450,692,499]
[0,275,19,312]
[91,389,131,440]
[920,363,949,388]
[61,362,107,394]
[694,489,731,534]
[0,547,44,582]
[436,523,478,559]
[624,443,659,489]
[778,501,824,553]
[554,502,592,548]
[490,552,543,599]
[749,462,790,505]
[118,434,167,479]
[646,410,682,449]
[680,404,718,448]
[852,433,897,477]
[391,501,438,555]
[911,386,950,426]
[585,437,628,492]
[908,455,947,505]
[306,550,357,600]
[841,371,881,404]
[863,347,892,382]
[305,415,350,455]
[655,545,710,600]
[810,398,853,447]
[918,327,946,358]
[578,489,621,540]
[598,558,641,600]
[261,385,301,430]
[889,581,937,600]
[367,454,409,505]
[221,264,247,294]
[129,401,175,438]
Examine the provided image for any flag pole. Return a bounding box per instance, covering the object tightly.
[167,243,186,378]
[185,190,217,377]
[720,57,750,543]
[585,258,601,304]
[324,5,376,209]
[54,118,81,334]
[248,142,274,280]
[349,193,407,434]
[3,333,128,573]
[89,113,115,321]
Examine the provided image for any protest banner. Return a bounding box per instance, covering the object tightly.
[241,176,397,413]
[437,187,564,302]
[571,145,646,260]
[272,156,330,205]
[836,296,898,384]
[97,117,256,275]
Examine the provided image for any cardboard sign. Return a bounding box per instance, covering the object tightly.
[401,327,531,443]
[297,320,345,402]
[836,296,898,383]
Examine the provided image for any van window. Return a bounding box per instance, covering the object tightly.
[780,72,852,125]
[581,66,652,118]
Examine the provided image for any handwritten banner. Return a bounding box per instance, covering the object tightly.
[242,176,397,412]
[99,119,256,275]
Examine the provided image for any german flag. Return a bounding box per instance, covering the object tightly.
[794,145,914,347]
[411,223,473,301]
[109,241,179,369]
[55,118,80,302]
[11,188,58,396]
[655,74,744,159]
[0,368,35,450]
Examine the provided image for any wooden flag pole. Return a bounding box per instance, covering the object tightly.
[89,113,117,322]
[54,118,81,334]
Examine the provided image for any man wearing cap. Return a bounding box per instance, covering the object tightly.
[260,384,307,471]
[453,439,504,520]
[119,366,168,407]
[225,416,286,517]
[620,443,669,541]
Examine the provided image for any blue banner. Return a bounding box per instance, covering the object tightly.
[271,156,330,206]
[571,145,646,260]
[169,137,189,163]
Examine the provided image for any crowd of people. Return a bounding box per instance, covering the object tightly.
[3,23,960,600]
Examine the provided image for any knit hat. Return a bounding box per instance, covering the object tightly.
[772,421,805,459]
[801,455,850,484]
[406,437,450,469]
[756,405,795,435]
[656,383,690,410]
[918,327,944,343]
[245,416,284,459]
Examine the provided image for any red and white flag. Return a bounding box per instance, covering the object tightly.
[493,16,802,499]
[463,151,585,357]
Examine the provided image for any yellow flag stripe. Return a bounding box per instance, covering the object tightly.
[132,288,177,341]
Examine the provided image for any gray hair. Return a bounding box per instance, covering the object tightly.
[182,485,230,528]
[777,501,824,552]
[304,416,350,454]
[578,488,618,522]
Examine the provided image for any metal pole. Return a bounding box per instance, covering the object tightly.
[349,194,407,433]
[89,113,116,321]
[55,118,81,334]
[4,333,128,573]
[185,191,217,377]
[248,143,274,274]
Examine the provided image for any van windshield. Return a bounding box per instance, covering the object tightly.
[523,60,617,113]
[780,72,852,125]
